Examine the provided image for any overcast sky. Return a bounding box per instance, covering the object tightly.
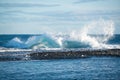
[0,0,120,34]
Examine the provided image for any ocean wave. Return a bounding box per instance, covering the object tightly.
[0,19,120,49]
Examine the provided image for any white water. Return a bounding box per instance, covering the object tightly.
[70,19,120,49]
[1,19,120,50]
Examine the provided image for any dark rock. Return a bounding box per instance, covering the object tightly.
[29,49,120,60]
[0,49,120,61]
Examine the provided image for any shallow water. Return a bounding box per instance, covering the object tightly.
[0,57,120,80]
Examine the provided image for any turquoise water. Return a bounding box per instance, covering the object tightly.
[0,34,120,49]
[0,57,120,80]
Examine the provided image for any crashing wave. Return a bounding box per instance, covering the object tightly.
[0,19,120,49]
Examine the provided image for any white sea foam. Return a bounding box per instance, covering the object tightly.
[0,47,32,52]
[1,19,120,49]
[70,19,120,49]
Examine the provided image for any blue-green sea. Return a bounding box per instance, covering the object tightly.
[0,57,120,80]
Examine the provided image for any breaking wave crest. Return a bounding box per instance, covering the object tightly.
[0,19,120,49]
[70,19,117,49]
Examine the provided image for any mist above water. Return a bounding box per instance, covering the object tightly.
[70,19,119,49]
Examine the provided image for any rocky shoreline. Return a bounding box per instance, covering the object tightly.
[0,49,120,61]
[29,49,120,60]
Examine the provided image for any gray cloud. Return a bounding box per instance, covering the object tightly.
[0,3,60,7]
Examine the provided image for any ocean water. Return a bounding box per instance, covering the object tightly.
[0,34,120,50]
[0,34,120,79]
[0,20,120,80]
[0,57,120,80]
[0,19,120,50]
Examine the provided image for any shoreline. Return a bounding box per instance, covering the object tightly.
[29,49,120,60]
[0,48,120,61]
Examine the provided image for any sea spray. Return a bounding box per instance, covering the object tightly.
[70,19,115,49]
[1,19,120,49]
